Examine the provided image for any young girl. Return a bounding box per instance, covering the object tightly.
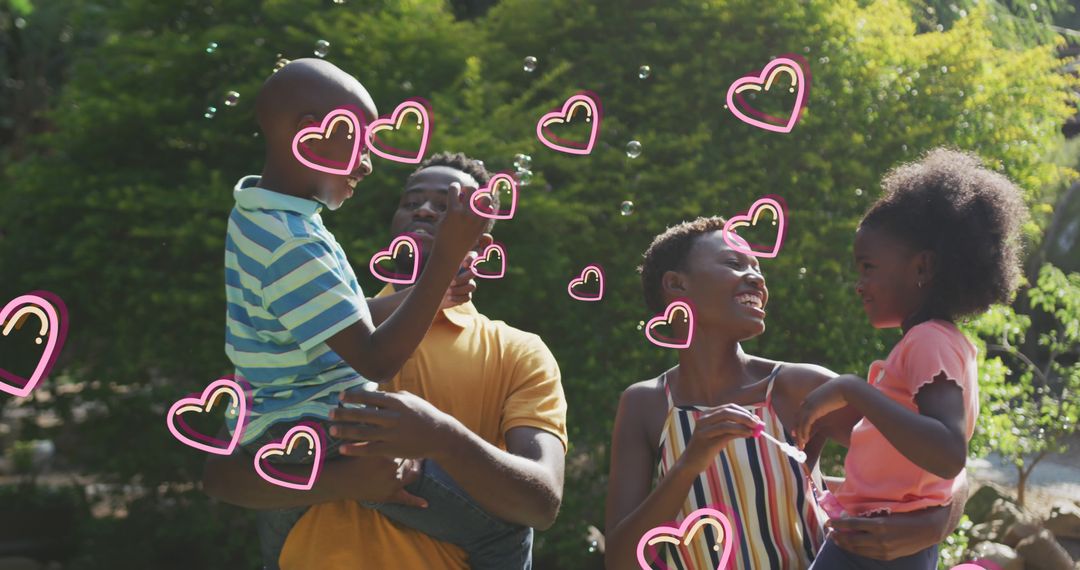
[795,148,1029,569]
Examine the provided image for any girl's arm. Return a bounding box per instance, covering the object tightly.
[797,374,967,479]
[604,386,760,569]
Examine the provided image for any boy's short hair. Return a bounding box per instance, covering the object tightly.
[638,217,728,314]
[409,152,497,233]
[860,147,1028,319]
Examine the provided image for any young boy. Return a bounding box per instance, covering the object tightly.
[223,59,523,569]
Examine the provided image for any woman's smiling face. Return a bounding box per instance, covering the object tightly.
[667,230,769,340]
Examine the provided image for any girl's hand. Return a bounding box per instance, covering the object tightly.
[794,377,855,449]
[679,404,763,475]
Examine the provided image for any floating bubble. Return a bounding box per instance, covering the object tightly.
[274,58,290,73]
[513,154,532,170]
[516,169,533,186]
[636,320,645,331]
[940,66,948,74]
[523,56,537,72]
[13,17,26,30]
[205,41,218,54]
[314,39,330,58]
[1029,2,1037,10]
[625,140,642,159]
[401,80,413,91]
[638,65,651,79]
[620,201,634,216]
[224,91,240,107]
[333,0,346,3]
[588,540,598,553]
[204,106,217,119]
[855,188,863,196]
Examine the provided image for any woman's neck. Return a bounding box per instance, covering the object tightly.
[670,336,760,406]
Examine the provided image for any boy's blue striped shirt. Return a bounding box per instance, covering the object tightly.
[224,176,370,444]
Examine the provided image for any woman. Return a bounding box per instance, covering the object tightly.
[604,217,967,569]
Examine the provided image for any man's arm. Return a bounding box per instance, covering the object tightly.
[201,429,425,510]
[330,391,565,530]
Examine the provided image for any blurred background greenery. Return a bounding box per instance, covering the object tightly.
[1,0,1078,567]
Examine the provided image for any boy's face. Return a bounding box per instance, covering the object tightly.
[307,100,378,211]
[390,166,479,267]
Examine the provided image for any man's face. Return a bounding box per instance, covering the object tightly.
[390,166,479,267]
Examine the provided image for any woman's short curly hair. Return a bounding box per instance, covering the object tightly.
[860,147,1029,320]
[638,216,727,314]
[408,151,497,232]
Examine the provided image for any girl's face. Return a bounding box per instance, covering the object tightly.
[665,230,769,340]
[853,226,929,329]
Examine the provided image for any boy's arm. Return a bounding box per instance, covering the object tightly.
[325,185,485,382]
[366,259,477,326]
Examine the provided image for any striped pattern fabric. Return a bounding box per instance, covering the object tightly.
[224,176,370,445]
[653,365,827,570]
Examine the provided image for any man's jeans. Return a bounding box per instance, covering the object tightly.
[256,459,533,569]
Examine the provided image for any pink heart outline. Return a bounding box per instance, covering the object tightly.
[369,234,422,285]
[950,563,1003,570]
[253,423,324,491]
[722,196,787,259]
[165,376,250,455]
[0,291,68,399]
[536,91,602,155]
[469,172,518,220]
[365,98,432,164]
[725,55,809,134]
[645,299,695,350]
[471,242,506,279]
[291,106,367,175]
[567,264,605,302]
[636,507,735,570]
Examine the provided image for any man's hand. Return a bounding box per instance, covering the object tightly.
[330,389,462,460]
[440,252,479,310]
[827,506,950,561]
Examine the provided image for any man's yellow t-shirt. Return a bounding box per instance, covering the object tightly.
[279,285,568,569]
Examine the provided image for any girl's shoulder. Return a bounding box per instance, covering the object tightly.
[900,319,978,357]
[771,360,839,403]
[619,376,669,412]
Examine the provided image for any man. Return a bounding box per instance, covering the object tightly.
[203,152,568,569]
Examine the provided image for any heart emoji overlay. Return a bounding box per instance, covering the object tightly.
[722,196,787,259]
[637,507,736,570]
[536,91,601,155]
[291,106,366,175]
[366,98,432,164]
[725,56,809,134]
[471,242,507,279]
[253,423,325,491]
[645,299,695,349]
[0,291,68,399]
[469,172,518,220]
[166,376,249,455]
[568,264,605,302]
[369,234,422,285]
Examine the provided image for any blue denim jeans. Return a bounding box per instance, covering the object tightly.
[809,539,939,570]
[254,459,533,570]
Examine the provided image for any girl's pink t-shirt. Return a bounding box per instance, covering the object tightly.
[828,319,979,517]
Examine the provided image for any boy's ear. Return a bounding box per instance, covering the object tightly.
[295,114,318,132]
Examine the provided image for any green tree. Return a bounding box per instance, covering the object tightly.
[964,264,1080,507]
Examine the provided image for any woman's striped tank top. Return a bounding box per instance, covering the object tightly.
[652,363,827,570]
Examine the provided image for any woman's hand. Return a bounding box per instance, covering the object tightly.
[794,376,857,449]
[677,404,762,475]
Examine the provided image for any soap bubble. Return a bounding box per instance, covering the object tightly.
[620,201,634,216]
[274,58,290,73]
[513,154,532,170]
[224,91,240,107]
[204,106,217,119]
[638,65,651,79]
[523,56,538,72]
[314,39,330,58]
[205,41,218,54]
[625,140,642,159]
[516,169,533,186]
